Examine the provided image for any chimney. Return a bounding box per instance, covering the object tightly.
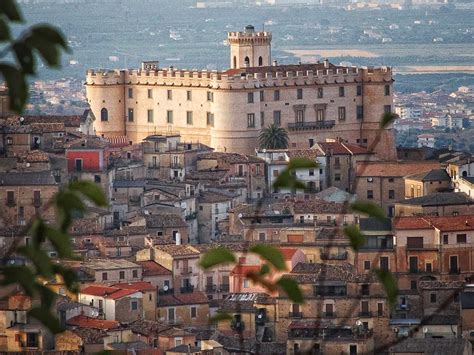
[272,60,278,67]
[175,232,181,245]
[324,59,329,68]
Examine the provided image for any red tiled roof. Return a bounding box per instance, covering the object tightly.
[394,215,474,232]
[112,281,155,292]
[356,161,440,177]
[158,291,209,307]
[280,248,298,260]
[394,217,432,230]
[67,315,119,330]
[79,285,137,299]
[136,261,172,277]
[231,264,261,275]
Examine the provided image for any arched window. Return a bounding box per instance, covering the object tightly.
[462,171,468,177]
[258,56,263,66]
[244,56,250,66]
[233,56,237,69]
[101,108,108,122]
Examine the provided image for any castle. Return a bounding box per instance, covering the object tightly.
[85,25,396,159]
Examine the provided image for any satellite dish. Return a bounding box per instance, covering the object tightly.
[26,163,30,168]
[163,285,169,291]
[238,213,243,219]
[19,117,24,122]
[423,327,428,333]
[91,309,99,317]
[356,320,363,326]
[257,314,263,319]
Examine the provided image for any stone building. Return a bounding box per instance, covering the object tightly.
[85,26,396,159]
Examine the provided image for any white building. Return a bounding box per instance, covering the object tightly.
[431,114,463,130]
[417,134,435,148]
[395,104,423,120]
[458,177,474,198]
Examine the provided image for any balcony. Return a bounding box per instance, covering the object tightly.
[180,285,194,294]
[220,284,230,292]
[409,268,420,274]
[32,198,42,208]
[171,162,184,169]
[358,311,372,317]
[288,312,303,318]
[449,268,461,275]
[185,212,197,221]
[158,287,174,295]
[180,267,192,275]
[322,312,335,318]
[396,304,410,311]
[128,195,141,205]
[6,199,16,207]
[205,284,217,293]
[288,120,336,131]
[320,251,348,260]
[147,162,160,169]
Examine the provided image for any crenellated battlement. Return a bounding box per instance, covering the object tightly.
[85,65,392,89]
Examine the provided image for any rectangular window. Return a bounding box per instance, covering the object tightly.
[309,169,314,176]
[316,108,325,121]
[457,234,467,243]
[131,300,138,310]
[7,191,14,206]
[94,175,101,183]
[384,105,392,114]
[379,256,389,271]
[147,89,153,99]
[190,306,197,318]
[260,112,264,127]
[167,110,173,124]
[367,190,373,199]
[443,234,449,244]
[247,113,255,128]
[364,260,371,270]
[385,85,390,96]
[259,232,266,241]
[407,237,423,249]
[147,109,154,123]
[388,190,395,199]
[102,272,108,281]
[128,88,133,99]
[207,112,214,127]
[186,111,193,125]
[133,269,138,278]
[317,87,323,98]
[297,88,303,99]
[260,91,264,102]
[119,271,125,279]
[167,90,172,100]
[335,173,341,181]
[207,91,213,102]
[339,86,345,97]
[357,105,364,120]
[430,293,437,303]
[411,280,417,290]
[128,108,134,122]
[248,92,254,104]
[409,256,419,273]
[296,109,304,123]
[338,107,346,121]
[187,90,192,101]
[274,90,280,101]
[357,85,362,96]
[273,111,281,126]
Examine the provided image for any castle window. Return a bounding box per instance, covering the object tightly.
[367,190,374,199]
[233,56,237,69]
[187,91,192,101]
[297,88,303,100]
[148,89,153,99]
[167,90,172,100]
[260,91,264,102]
[296,109,304,123]
[248,92,254,104]
[273,111,281,126]
[100,108,108,122]
[384,85,390,96]
[247,113,255,128]
[317,87,323,98]
[260,112,264,127]
[6,137,12,145]
[128,88,133,99]
[244,56,250,66]
[186,111,193,125]
[147,109,154,123]
[258,56,263,66]
[316,108,325,122]
[339,86,345,97]
[384,105,392,114]
[357,105,364,120]
[128,108,134,122]
[206,112,214,127]
[207,91,213,102]
[338,107,346,121]
[274,90,280,101]
[357,85,362,96]
[167,110,173,124]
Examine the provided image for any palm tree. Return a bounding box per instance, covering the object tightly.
[258,124,289,149]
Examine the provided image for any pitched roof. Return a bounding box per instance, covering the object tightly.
[79,285,138,299]
[0,170,57,186]
[390,338,470,354]
[111,281,155,292]
[286,149,321,160]
[158,291,209,306]
[394,217,432,230]
[67,137,109,150]
[230,264,261,276]
[396,192,472,206]
[280,248,298,260]
[135,260,172,277]
[155,244,200,257]
[292,199,346,214]
[405,169,451,182]
[356,161,440,177]
[316,141,370,155]
[289,262,375,283]
[198,190,237,203]
[67,315,119,330]
[145,214,188,228]
[129,319,171,336]
[359,218,392,231]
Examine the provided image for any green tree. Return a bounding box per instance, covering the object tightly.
[258,123,289,149]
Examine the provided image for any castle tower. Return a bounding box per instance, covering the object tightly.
[228,25,272,69]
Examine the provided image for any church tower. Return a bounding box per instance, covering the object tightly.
[228,25,272,69]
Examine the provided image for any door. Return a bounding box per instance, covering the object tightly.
[409,256,418,273]
[450,255,459,273]
[75,159,83,171]
[325,303,333,317]
[168,308,175,323]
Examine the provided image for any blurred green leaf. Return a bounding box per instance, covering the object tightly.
[0,63,27,113]
[12,41,35,74]
[350,201,386,221]
[0,0,23,22]
[52,264,79,293]
[28,307,63,334]
[199,247,236,270]
[35,283,57,309]
[374,269,398,307]
[380,112,398,128]
[17,246,52,277]
[344,225,367,251]
[250,244,286,271]
[69,180,107,207]
[55,190,85,231]
[26,24,69,68]
[259,264,271,276]
[0,18,11,41]
[287,158,318,170]
[45,226,73,258]
[30,218,47,247]
[209,312,233,324]
[0,266,36,296]
[277,277,303,304]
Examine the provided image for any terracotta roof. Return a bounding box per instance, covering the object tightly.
[396,192,472,207]
[230,264,260,276]
[67,137,109,150]
[158,291,209,306]
[145,214,188,228]
[129,319,171,336]
[198,152,264,164]
[316,141,370,156]
[155,244,200,257]
[0,170,57,186]
[280,248,298,260]
[292,199,346,214]
[23,115,81,127]
[198,190,237,203]
[111,281,155,292]
[67,315,119,330]
[356,161,440,177]
[79,285,137,299]
[286,149,321,160]
[289,262,375,283]
[71,328,107,344]
[135,260,172,277]
[394,217,432,230]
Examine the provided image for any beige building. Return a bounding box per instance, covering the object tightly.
[86,26,396,159]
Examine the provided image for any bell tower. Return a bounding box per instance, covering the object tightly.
[228,25,272,69]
